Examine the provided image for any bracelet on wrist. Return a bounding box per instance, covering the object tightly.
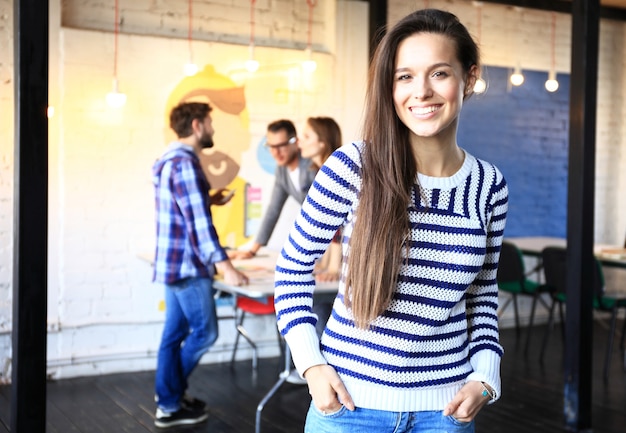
[480,381,496,400]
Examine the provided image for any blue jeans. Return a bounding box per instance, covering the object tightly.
[305,403,474,433]
[155,277,218,412]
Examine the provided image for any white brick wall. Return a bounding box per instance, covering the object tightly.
[61,0,332,51]
[1,0,624,380]
[1,0,370,379]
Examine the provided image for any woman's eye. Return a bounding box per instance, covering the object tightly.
[396,74,412,81]
[432,71,449,78]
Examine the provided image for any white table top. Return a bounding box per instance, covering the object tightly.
[504,236,565,255]
[213,249,338,299]
[505,236,626,267]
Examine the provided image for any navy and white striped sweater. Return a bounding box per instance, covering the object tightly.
[275,142,508,412]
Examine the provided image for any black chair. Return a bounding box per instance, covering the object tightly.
[539,246,626,381]
[496,241,551,351]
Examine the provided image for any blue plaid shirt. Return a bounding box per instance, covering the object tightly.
[152,142,228,284]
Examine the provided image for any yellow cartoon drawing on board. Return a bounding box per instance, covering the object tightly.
[164,65,251,248]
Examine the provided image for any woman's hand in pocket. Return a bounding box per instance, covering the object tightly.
[304,364,355,413]
[443,381,490,422]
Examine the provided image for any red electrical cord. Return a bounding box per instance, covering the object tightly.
[250,0,256,46]
[476,5,482,44]
[550,12,556,74]
[113,0,119,77]
[188,0,193,59]
[306,0,317,50]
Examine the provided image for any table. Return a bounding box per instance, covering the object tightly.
[504,236,565,257]
[213,250,282,298]
[505,236,626,297]
[505,236,626,266]
[214,249,338,433]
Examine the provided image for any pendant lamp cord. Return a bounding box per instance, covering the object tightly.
[550,12,556,74]
[306,0,317,50]
[250,0,256,46]
[188,0,193,61]
[113,0,119,78]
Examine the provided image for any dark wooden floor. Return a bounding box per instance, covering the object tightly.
[0,320,625,433]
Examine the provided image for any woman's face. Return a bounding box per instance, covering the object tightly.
[392,32,473,141]
[298,122,324,160]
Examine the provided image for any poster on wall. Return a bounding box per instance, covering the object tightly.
[244,184,263,238]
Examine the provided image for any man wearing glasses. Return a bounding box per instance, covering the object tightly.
[229,119,316,259]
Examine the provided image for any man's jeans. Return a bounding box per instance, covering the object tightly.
[155,277,218,412]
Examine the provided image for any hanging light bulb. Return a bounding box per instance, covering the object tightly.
[106,0,126,108]
[302,47,317,72]
[545,70,559,92]
[106,77,127,108]
[510,63,524,86]
[184,62,199,76]
[545,13,559,93]
[245,0,260,73]
[474,78,487,93]
[302,0,317,73]
[245,44,260,73]
[184,0,198,76]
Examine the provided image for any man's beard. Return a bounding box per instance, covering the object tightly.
[200,133,214,149]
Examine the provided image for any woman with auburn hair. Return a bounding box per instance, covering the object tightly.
[275,9,508,433]
[298,116,343,282]
[299,116,343,169]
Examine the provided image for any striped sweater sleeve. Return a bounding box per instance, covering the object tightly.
[274,144,360,373]
[464,162,508,400]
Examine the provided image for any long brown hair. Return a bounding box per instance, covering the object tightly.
[307,116,342,168]
[345,9,481,328]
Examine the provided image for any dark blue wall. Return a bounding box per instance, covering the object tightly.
[458,66,570,238]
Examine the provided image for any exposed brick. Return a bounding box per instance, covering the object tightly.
[1,0,625,379]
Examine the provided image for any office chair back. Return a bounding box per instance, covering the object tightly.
[497,241,526,288]
[540,245,626,381]
[540,246,604,301]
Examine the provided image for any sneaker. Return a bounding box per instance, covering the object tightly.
[154,406,208,428]
[182,394,206,411]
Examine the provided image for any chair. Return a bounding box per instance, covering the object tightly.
[496,241,551,350]
[539,246,626,381]
[230,296,283,370]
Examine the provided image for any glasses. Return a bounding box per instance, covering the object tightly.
[265,136,296,150]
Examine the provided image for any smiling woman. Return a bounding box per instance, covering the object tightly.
[392,32,473,169]
[275,8,507,433]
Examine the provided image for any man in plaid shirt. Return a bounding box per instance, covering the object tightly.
[152,102,249,428]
